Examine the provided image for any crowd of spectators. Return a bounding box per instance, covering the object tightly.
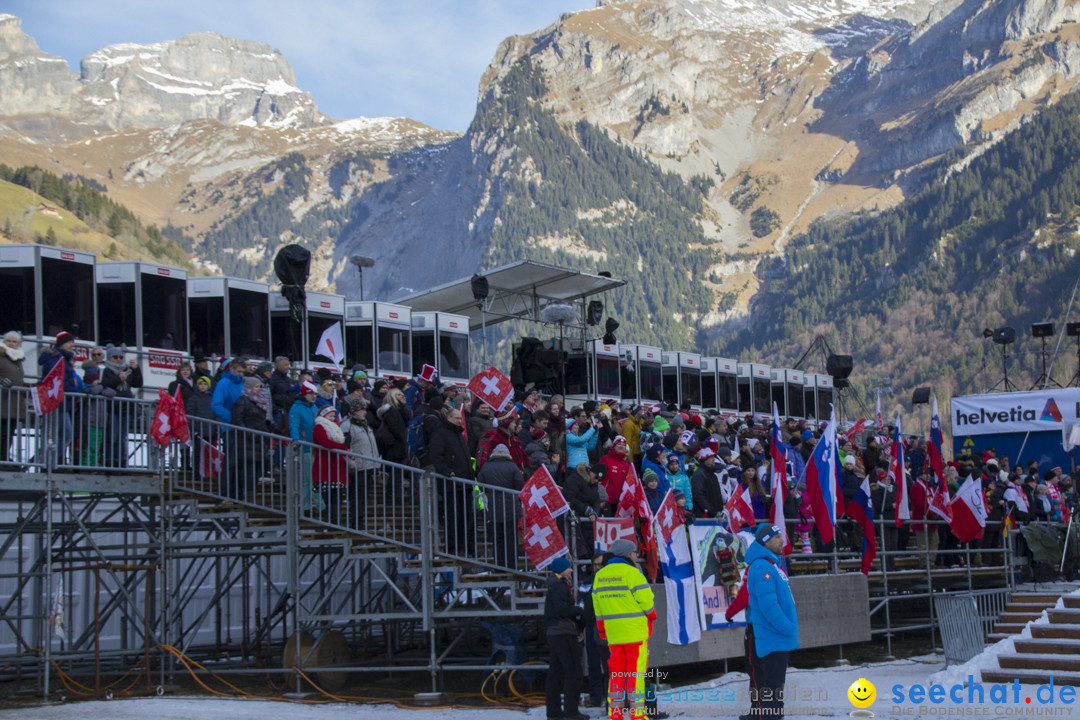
[3,329,1076,578]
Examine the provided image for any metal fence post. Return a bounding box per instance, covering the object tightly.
[419,471,436,693]
[284,443,301,695]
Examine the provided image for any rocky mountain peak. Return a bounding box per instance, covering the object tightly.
[0,19,327,139]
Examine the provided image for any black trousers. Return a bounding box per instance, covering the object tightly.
[757,650,789,718]
[546,633,582,718]
[744,623,767,717]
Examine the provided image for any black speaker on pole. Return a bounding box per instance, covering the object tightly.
[911,387,931,405]
[826,354,853,379]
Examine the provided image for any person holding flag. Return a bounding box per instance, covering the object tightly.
[804,404,843,549]
[769,404,793,555]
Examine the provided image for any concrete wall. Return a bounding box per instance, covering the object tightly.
[648,572,870,666]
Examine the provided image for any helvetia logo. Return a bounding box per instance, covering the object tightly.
[1041,398,1063,422]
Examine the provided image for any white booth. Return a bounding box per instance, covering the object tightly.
[188,276,270,361]
[0,245,97,381]
[96,261,188,391]
[771,368,805,419]
[343,301,412,380]
[620,345,664,407]
[411,311,470,386]
[662,351,702,411]
[737,363,772,422]
[270,290,345,372]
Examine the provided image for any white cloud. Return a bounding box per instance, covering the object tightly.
[7,0,591,130]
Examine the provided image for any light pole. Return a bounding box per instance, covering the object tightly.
[350,255,375,300]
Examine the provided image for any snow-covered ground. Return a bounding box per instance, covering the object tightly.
[4,654,1076,720]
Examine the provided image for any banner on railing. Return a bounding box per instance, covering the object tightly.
[951,388,1080,436]
[594,517,635,552]
[688,520,752,631]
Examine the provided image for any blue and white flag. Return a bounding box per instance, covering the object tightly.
[659,526,701,645]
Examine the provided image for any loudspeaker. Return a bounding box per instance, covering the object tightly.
[826,354,853,379]
[911,387,931,405]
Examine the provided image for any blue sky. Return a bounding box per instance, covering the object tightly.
[7,0,594,131]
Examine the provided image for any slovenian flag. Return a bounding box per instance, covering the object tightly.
[927,395,953,521]
[845,477,877,575]
[770,402,792,554]
[891,415,910,528]
[805,403,843,545]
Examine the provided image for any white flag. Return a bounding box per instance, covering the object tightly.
[315,322,344,366]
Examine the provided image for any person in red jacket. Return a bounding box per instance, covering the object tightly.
[312,406,351,525]
[476,410,530,472]
[600,436,633,516]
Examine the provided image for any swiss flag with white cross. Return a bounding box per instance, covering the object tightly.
[653,489,685,545]
[467,366,514,412]
[520,465,569,518]
[522,504,568,570]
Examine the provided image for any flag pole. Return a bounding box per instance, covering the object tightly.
[1061,511,1074,573]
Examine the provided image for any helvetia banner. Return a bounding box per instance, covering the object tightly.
[950,388,1080,436]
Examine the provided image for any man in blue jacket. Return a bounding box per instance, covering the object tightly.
[745,523,798,719]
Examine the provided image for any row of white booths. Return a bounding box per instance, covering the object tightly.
[0,245,833,421]
[0,245,469,393]
[564,341,835,424]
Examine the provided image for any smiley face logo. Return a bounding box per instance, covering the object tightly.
[848,678,876,709]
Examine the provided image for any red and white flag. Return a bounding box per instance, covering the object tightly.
[520,465,569,518]
[876,393,883,429]
[467,366,514,412]
[32,359,65,415]
[314,322,345,367]
[949,475,987,543]
[594,517,636,552]
[654,490,685,545]
[844,418,867,444]
[170,385,190,446]
[724,485,756,534]
[927,396,951,521]
[150,388,178,446]
[615,466,654,544]
[199,438,224,479]
[522,505,568,569]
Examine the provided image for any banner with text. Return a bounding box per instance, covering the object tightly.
[950,388,1080,436]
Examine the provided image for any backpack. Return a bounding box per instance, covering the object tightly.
[407,413,429,463]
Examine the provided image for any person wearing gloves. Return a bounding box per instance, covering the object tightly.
[746,524,799,719]
[544,556,587,720]
[591,538,656,720]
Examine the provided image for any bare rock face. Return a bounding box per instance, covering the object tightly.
[0,20,327,137]
[0,14,77,116]
[78,32,326,130]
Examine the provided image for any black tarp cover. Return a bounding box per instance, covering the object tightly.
[274,244,311,324]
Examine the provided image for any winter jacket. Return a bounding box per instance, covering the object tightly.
[185,390,214,421]
[38,346,83,394]
[544,573,582,637]
[476,451,525,525]
[746,540,799,657]
[691,464,725,517]
[340,417,379,471]
[269,370,296,413]
[621,415,643,458]
[81,384,115,427]
[468,414,494,458]
[525,438,556,478]
[564,466,606,518]
[377,403,409,463]
[230,394,268,433]
[0,347,26,420]
[476,428,529,472]
[100,361,142,399]
[566,426,598,468]
[667,468,692,511]
[427,416,474,480]
[599,449,633,506]
[289,398,316,454]
[591,557,656,645]
[167,377,194,405]
[641,457,671,496]
[312,419,350,486]
[211,371,244,426]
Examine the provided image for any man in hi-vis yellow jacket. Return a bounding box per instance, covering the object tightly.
[591,538,656,720]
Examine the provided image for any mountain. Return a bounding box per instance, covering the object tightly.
[2,1,1080,402]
